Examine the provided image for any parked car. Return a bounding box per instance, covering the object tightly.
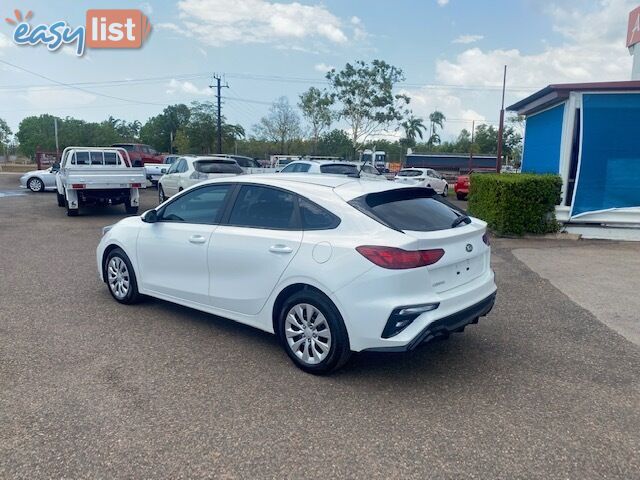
[454,174,471,200]
[394,168,449,196]
[55,147,147,216]
[157,156,243,202]
[97,174,497,374]
[145,155,182,186]
[279,160,386,181]
[111,143,164,165]
[19,164,59,192]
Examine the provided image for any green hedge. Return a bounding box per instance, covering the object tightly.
[467,173,562,236]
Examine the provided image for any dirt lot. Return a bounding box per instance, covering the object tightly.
[1,173,639,479]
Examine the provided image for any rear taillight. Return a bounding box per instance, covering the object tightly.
[190,171,208,180]
[356,246,444,269]
[482,233,490,246]
[130,183,141,188]
[71,183,85,189]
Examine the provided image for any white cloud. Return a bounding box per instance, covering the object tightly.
[169,0,350,46]
[314,62,334,73]
[453,34,483,44]
[166,79,213,96]
[351,16,368,42]
[140,2,153,15]
[402,87,487,139]
[22,88,96,109]
[437,0,449,6]
[437,0,634,90]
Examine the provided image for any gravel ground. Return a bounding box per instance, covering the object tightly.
[1,174,639,479]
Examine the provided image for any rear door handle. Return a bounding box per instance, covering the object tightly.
[269,244,293,254]
[189,235,207,244]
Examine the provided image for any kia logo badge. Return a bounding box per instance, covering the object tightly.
[466,243,473,252]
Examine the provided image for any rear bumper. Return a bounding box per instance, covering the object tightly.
[363,292,496,352]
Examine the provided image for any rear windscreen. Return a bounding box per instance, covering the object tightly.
[320,164,358,175]
[397,170,422,177]
[350,187,463,232]
[195,161,243,174]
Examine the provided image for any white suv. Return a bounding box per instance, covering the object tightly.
[158,156,243,202]
[280,160,386,181]
[97,174,496,374]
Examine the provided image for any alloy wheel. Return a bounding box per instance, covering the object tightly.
[28,178,43,192]
[284,303,332,365]
[107,256,130,300]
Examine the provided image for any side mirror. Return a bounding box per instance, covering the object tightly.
[161,168,167,174]
[51,163,60,172]
[141,209,158,223]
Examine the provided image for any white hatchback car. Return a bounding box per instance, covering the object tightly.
[158,156,243,202]
[395,168,449,196]
[97,175,496,374]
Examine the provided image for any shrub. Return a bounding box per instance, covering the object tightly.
[467,173,562,236]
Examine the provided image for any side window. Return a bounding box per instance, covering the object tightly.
[299,197,340,230]
[228,185,298,230]
[179,159,189,173]
[168,159,183,174]
[160,185,232,224]
[297,163,311,172]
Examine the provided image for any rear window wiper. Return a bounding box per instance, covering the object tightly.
[451,214,471,228]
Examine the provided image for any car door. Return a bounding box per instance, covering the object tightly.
[162,159,183,196]
[208,184,303,315]
[136,184,233,304]
[175,158,193,191]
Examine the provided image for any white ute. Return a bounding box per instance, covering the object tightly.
[55,146,147,217]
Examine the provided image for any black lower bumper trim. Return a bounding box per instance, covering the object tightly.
[363,291,496,353]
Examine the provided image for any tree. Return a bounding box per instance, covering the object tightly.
[0,117,12,146]
[298,87,333,154]
[326,59,410,151]
[428,110,446,147]
[316,129,353,159]
[253,97,302,154]
[140,104,190,152]
[16,114,58,157]
[401,115,426,148]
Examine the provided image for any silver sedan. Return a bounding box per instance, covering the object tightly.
[19,166,58,192]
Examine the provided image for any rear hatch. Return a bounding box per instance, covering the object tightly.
[347,187,489,293]
[395,170,424,185]
[192,159,243,180]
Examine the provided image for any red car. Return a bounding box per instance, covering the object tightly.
[454,174,471,200]
[111,143,164,166]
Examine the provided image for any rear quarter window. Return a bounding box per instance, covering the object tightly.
[350,187,463,232]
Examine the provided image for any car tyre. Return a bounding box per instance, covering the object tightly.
[124,200,138,215]
[158,185,167,203]
[277,289,351,375]
[65,200,79,216]
[27,177,44,192]
[104,248,141,305]
[56,192,65,207]
[442,185,448,197]
[456,193,467,201]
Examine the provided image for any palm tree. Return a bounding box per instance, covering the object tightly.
[401,116,427,147]
[428,110,446,148]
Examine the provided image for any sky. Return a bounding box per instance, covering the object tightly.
[0,0,637,142]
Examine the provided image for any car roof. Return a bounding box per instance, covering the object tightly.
[185,156,237,162]
[291,160,356,166]
[199,173,409,201]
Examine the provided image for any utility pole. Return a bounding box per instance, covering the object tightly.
[54,117,59,155]
[468,119,475,173]
[496,65,507,173]
[210,74,229,154]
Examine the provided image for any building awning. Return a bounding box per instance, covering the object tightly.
[507,81,640,115]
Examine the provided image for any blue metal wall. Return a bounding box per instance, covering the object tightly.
[521,103,565,174]
[572,94,640,217]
